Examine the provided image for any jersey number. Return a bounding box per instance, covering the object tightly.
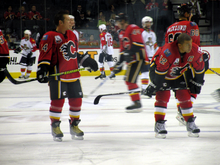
[168,32,181,43]
[42,43,48,52]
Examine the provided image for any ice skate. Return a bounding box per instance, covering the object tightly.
[19,75,25,79]
[125,100,142,113]
[176,107,186,126]
[69,119,84,140]
[155,120,167,139]
[24,75,29,79]
[141,89,151,99]
[95,72,106,79]
[186,117,200,137]
[51,121,63,142]
[109,73,116,79]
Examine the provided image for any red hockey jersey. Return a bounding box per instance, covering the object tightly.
[0,29,9,58]
[38,30,79,82]
[153,41,204,80]
[165,21,200,46]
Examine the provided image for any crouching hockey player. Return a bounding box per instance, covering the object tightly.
[37,10,98,141]
[144,33,205,138]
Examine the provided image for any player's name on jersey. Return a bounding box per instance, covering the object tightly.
[167,25,187,33]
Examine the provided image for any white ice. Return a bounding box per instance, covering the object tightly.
[0,74,220,165]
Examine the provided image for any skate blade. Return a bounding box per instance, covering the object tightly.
[71,135,84,140]
[155,133,166,139]
[188,132,199,137]
[176,116,186,126]
[53,137,62,142]
[141,95,151,99]
[126,108,143,113]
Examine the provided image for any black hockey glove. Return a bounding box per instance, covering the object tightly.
[144,82,157,97]
[14,47,21,54]
[0,58,9,83]
[80,52,98,71]
[27,52,33,59]
[113,61,123,74]
[189,79,204,94]
[37,64,49,83]
[203,52,209,71]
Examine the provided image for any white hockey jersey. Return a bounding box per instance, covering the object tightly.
[141,29,158,60]
[99,32,114,55]
[73,29,79,42]
[20,37,37,57]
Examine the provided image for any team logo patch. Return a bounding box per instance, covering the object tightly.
[190,22,197,26]
[187,56,194,62]
[42,35,48,40]
[164,49,171,57]
[55,35,62,43]
[159,55,167,65]
[170,63,189,76]
[60,41,77,61]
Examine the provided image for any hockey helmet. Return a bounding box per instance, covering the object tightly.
[115,13,128,22]
[142,16,153,27]
[177,3,193,17]
[24,29,31,35]
[99,24,107,32]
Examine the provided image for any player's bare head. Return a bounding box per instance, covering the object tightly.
[115,13,128,30]
[142,16,153,30]
[54,10,70,27]
[177,3,192,20]
[177,33,192,53]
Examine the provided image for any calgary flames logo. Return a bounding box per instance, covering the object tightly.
[60,41,77,61]
[170,63,189,76]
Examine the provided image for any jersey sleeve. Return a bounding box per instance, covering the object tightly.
[100,33,107,50]
[0,31,9,57]
[30,38,37,52]
[38,33,54,66]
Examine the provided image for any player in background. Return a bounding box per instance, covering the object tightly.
[145,33,205,138]
[0,29,10,83]
[95,24,115,79]
[37,10,98,142]
[141,16,158,98]
[165,3,209,125]
[14,30,37,79]
[113,13,146,113]
[69,15,79,42]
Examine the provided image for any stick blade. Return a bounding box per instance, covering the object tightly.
[94,95,103,105]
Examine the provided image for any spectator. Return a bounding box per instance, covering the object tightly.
[78,32,87,45]
[158,0,173,32]
[217,33,220,45]
[16,6,29,21]
[85,10,96,29]
[106,5,116,21]
[28,5,42,20]
[145,0,159,26]
[4,6,16,33]
[97,15,106,27]
[76,12,89,29]
[145,0,159,12]
[189,0,202,26]
[73,5,83,23]
[87,34,99,47]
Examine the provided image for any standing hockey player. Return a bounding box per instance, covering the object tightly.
[141,16,158,97]
[113,13,146,113]
[145,33,205,138]
[0,29,10,83]
[165,3,209,125]
[69,15,79,42]
[37,10,98,142]
[95,24,115,79]
[14,30,37,79]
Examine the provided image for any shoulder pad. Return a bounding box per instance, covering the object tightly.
[164,48,171,57]
[190,22,197,26]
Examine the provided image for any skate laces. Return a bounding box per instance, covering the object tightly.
[156,122,166,131]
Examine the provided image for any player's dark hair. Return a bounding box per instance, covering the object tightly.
[177,33,192,44]
[54,10,69,27]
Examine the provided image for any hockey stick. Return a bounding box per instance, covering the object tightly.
[4,68,85,85]
[87,72,115,96]
[94,91,141,105]
[208,68,220,76]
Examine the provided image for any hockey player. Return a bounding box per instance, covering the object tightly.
[0,29,10,83]
[141,16,158,97]
[69,15,79,42]
[14,30,37,79]
[165,3,209,125]
[145,33,205,138]
[95,24,115,79]
[113,13,146,113]
[37,10,98,142]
